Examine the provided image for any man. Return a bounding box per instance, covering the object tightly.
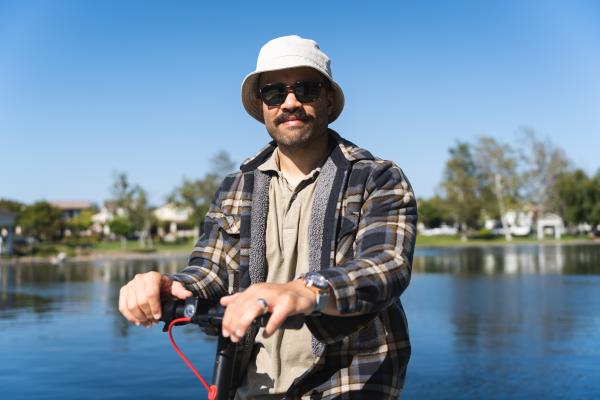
[119,35,417,399]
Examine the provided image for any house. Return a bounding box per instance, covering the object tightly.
[50,200,95,220]
[417,222,458,236]
[483,210,535,237]
[91,201,126,236]
[153,203,195,241]
[0,208,16,255]
[537,213,565,240]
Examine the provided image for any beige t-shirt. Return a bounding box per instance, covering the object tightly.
[236,149,319,399]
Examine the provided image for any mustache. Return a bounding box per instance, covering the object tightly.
[275,110,313,125]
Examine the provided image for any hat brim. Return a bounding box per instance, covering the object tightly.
[241,66,345,124]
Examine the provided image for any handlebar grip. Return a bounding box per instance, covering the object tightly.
[254,313,305,330]
[160,296,306,332]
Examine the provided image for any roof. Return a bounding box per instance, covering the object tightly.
[50,201,95,210]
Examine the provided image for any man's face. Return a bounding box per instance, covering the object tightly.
[258,67,333,149]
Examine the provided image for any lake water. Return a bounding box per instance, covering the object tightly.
[1,244,599,399]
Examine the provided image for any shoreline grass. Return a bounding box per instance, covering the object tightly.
[416,234,597,247]
[88,238,196,254]
[4,235,600,263]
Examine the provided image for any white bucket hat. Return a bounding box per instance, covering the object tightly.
[241,35,345,124]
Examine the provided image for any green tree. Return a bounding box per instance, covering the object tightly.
[418,196,453,228]
[473,136,520,241]
[518,128,571,213]
[588,171,600,232]
[109,217,134,249]
[0,198,25,215]
[65,210,94,236]
[441,142,482,239]
[110,172,153,248]
[18,201,63,242]
[169,151,236,236]
[553,170,589,227]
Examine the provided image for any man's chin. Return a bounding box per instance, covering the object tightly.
[272,129,312,148]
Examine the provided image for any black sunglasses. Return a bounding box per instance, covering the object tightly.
[258,81,324,106]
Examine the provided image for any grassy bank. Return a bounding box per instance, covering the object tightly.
[1,238,197,263]
[416,234,595,247]
[5,235,599,263]
[89,238,196,254]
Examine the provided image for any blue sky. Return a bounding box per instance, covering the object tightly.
[2,0,599,206]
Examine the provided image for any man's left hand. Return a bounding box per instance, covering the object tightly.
[219,280,316,342]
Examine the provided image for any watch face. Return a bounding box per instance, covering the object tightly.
[306,272,329,290]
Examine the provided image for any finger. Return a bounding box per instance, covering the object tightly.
[263,308,289,338]
[221,298,237,338]
[221,292,248,339]
[171,281,193,300]
[220,292,241,306]
[234,302,265,339]
[134,279,155,322]
[126,285,147,325]
[144,275,163,320]
[119,286,135,322]
[263,296,293,338]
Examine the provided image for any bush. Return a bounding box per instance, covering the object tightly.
[133,247,157,254]
[468,229,497,240]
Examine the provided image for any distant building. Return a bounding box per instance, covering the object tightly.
[153,203,195,241]
[0,208,16,255]
[417,222,458,236]
[537,213,565,240]
[91,201,126,236]
[50,200,95,220]
[485,210,534,237]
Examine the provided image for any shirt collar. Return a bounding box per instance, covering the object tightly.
[257,147,281,173]
[257,148,322,184]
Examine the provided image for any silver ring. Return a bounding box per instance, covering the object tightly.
[257,298,269,314]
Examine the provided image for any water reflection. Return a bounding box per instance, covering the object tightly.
[0,256,188,329]
[1,246,599,399]
[0,292,54,318]
[413,243,600,275]
[0,256,189,287]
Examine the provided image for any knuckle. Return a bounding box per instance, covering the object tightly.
[146,271,160,280]
[240,313,254,325]
[280,294,294,306]
[145,285,158,297]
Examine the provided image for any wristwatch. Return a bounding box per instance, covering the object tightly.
[301,271,331,314]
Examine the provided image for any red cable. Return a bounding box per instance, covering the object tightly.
[168,317,218,400]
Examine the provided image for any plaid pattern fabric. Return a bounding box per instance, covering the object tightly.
[171,130,417,399]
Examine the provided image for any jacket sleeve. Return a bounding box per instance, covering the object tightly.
[320,160,417,315]
[169,177,241,301]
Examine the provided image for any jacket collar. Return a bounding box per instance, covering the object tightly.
[240,129,374,173]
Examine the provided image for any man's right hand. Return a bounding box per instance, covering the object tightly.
[118,271,193,327]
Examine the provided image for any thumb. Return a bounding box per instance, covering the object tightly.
[171,281,193,300]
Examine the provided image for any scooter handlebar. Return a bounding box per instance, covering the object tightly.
[160,296,305,335]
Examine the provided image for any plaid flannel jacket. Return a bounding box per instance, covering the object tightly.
[171,130,417,399]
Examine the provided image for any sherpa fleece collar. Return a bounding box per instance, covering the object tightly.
[239,129,374,173]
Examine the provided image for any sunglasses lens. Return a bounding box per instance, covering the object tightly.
[294,81,321,103]
[259,81,322,106]
[260,84,287,106]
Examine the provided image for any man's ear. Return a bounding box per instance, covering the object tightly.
[327,89,334,116]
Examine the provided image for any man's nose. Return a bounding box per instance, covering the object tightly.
[281,90,302,111]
